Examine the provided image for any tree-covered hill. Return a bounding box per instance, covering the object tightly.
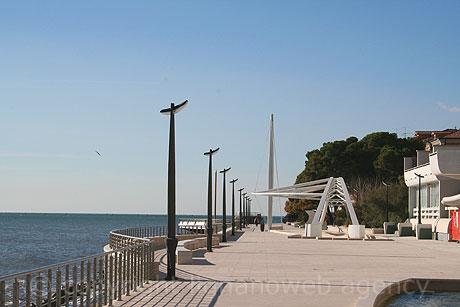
[287,132,424,227]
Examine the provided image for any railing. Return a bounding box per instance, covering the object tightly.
[109,226,194,250]
[2,222,234,307]
[413,207,440,219]
[111,226,169,238]
[109,226,166,250]
[0,240,155,307]
[110,224,226,250]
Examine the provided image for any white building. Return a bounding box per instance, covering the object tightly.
[404,130,460,240]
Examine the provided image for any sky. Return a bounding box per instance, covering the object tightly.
[1,1,459,215]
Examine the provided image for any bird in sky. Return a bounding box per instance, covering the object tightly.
[95,151,102,157]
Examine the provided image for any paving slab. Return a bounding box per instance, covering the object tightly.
[116,225,460,307]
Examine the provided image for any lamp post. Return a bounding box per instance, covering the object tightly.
[160,100,188,281]
[220,167,231,242]
[242,193,247,227]
[245,196,250,226]
[230,178,238,236]
[246,195,250,227]
[414,173,424,225]
[248,198,252,224]
[238,188,244,230]
[382,181,390,222]
[204,148,220,252]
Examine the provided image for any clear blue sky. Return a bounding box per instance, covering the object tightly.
[1,1,459,214]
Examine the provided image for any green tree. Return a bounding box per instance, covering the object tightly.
[356,181,408,227]
[287,132,423,224]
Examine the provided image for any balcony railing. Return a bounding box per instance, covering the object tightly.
[413,207,440,219]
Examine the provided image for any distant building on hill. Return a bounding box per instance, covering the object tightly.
[403,127,460,240]
[415,128,460,150]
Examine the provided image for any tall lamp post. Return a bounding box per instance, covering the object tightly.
[220,167,231,242]
[414,173,424,225]
[248,198,252,224]
[238,188,244,230]
[244,195,249,227]
[204,148,220,252]
[160,100,188,281]
[242,193,247,227]
[230,178,239,236]
[382,181,390,222]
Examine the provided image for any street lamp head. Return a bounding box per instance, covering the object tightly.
[238,187,244,192]
[230,178,238,184]
[160,100,188,115]
[382,181,390,186]
[220,167,231,174]
[414,173,425,178]
[242,192,247,196]
[204,147,220,156]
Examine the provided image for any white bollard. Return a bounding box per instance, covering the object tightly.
[348,225,365,239]
[306,223,323,238]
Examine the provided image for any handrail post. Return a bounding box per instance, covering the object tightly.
[37,274,42,307]
[86,261,91,307]
[47,269,52,307]
[65,265,69,307]
[126,249,131,296]
[26,275,31,307]
[93,258,97,307]
[56,269,62,307]
[117,254,122,301]
[108,256,113,306]
[80,262,84,307]
[72,265,77,307]
[98,258,103,307]
[12,279,19,307]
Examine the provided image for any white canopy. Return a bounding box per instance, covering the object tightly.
[253,177,359,225]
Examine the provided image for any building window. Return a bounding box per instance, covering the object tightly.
[430,182,440,207]
[409,187,416,208]
[420,185,428,208]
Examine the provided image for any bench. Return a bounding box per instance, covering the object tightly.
[176,236,219,265]
[196,237,206,248]
[398,223,414,237]
[176,246,193,264]
[203,236,220,247]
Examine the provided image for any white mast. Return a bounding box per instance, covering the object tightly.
[268,114,275,229]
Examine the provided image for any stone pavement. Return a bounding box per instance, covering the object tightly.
[114,225,460,307]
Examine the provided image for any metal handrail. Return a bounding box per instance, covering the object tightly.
[1,224,225,307]
[1,235,156,307]
[109,226,195,250]
[0,240,152,282]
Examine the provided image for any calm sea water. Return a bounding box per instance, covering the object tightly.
[0,213,281,277]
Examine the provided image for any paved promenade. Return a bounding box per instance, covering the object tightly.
[114,226,460,307]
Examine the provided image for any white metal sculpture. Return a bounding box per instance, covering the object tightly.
[267,114,275,229]
[253,177,362,237]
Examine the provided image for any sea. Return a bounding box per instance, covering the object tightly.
[0,213,281,277]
